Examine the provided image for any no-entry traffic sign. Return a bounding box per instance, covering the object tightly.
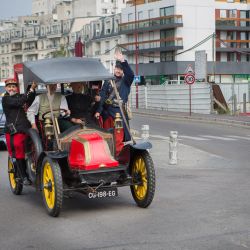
[184,73,195,85]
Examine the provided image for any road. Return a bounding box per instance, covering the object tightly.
[0,115,249,250]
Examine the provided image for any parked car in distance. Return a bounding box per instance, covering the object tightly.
[0,82,5,96]
[0,97,6,150]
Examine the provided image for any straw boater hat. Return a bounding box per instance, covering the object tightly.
[5,79,18,87]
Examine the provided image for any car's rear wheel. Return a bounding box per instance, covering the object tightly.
[130,151,155,208]
[25,128,43,183]
[8,157,23,195]
[41,157,63,217]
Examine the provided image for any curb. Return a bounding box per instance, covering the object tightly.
[132,110,250,129]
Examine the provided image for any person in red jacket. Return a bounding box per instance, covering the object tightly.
[2,79,37,185]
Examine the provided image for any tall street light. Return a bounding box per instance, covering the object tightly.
[134,0,139,109]
[127,0,139,109]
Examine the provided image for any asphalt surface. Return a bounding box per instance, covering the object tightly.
[0,111,249,250]
[132,108,250,128]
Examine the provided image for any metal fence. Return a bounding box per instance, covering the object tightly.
[129,83,212,114]
[218,82,250,113]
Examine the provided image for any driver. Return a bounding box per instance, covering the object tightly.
[27,83,71,132]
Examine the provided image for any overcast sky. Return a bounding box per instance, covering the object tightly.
[0,0,32,19]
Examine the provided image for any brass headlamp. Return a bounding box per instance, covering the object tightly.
[44,118,54,139]
[114,112,123,130]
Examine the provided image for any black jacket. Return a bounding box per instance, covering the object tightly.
[2,90,36,134]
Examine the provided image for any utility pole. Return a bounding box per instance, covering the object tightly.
[212,32,216,82]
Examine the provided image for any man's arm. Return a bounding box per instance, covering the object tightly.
[122,60,134,87]
[95,81,110,117]
[27,95,40,128]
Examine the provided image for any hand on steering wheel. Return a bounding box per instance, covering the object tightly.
[41,108,70,120]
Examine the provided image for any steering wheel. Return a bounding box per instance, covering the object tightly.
[41,108,68,120]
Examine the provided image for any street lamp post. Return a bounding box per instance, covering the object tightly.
[134,0,139,109]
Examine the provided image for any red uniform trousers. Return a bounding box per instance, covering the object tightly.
[5,133,27,159]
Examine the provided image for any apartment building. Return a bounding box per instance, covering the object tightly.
[32,0,126,18]
[0,16,93,81]
[215,0,250,82]
[117,0,250,84]
[81,14,122,72]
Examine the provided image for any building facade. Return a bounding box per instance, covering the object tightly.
[0,16,77,80]
[118,0,250,84]
[2,0,250,84]
[32,0,126,18]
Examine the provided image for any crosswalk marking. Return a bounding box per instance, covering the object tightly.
[200,135,237,141]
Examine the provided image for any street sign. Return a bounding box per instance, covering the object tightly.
[134,75,141,83]
[184,73,195,85]
[185,64,195,74]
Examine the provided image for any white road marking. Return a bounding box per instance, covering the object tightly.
[200,135,237,141]
[149,135,170,140]
[179,135,210,141]
[226,135,250,140]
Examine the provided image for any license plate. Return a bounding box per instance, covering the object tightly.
[88,188,118,199]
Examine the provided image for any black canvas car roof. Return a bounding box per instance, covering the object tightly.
[23,57,114,85]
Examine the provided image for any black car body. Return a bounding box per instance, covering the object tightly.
[0,97,6,149]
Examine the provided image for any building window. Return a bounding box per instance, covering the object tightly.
[105,41,110,53]
[128,13,133,22]
[138,11,143,20]
[160,6,174,17]
[160,51,175,62]
[148,9,154,19]
[220,10,227,18]
[102,9,108,14]
[228,9,237,18]
[148,52,154,63]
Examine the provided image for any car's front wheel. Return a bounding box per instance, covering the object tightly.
[130,151,155,208]
[41,157,63,217]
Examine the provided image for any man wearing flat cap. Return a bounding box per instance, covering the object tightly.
[94,49,134,144]
[2,79,37,185]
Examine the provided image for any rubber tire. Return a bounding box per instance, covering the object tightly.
[25,128,43,183]
[8,157,23,195]
[130,150,155,208]
[41,156,63,217]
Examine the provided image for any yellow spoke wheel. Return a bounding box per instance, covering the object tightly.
[130,151,155,208]
[41,157,63,217]
[8,157,23,195]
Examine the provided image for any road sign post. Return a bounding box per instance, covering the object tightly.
[184,69,195,116]
[134,75,141,109]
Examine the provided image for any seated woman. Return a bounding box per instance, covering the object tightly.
[66,82,96,126]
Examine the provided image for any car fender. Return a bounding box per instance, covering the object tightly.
[130,140,152,150]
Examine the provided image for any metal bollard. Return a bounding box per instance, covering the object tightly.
[141,125,149,140]
[169,131,178,165]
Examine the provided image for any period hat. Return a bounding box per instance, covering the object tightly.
[5,78,18,87]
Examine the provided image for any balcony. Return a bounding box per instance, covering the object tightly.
[119,15,183,34]
[120,37,183,54]
[216,18,250,31]
[216,39,250,52]
[11,47,22,52]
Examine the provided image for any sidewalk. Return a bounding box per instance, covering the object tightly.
[132,108,250,128]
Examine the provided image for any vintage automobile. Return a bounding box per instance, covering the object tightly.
[7,57,155,217]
